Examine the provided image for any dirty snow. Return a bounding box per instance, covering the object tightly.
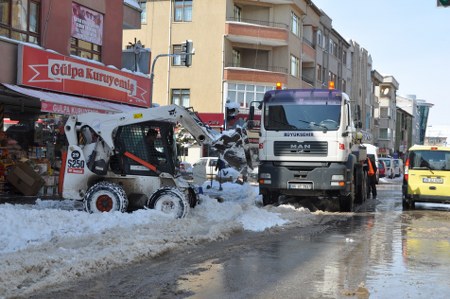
[0,181,317,298]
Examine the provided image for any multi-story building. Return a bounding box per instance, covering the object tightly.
[124,0,329,126]
[124,1,380,160]
[416,99,433,145]
[374,75,399,156]
[395,106,413,159]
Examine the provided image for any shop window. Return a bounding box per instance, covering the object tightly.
[227,83,273,108]
[0,0,40,44]
[70,37,101,62]
[171,89,190,107]
[174,0,192,22]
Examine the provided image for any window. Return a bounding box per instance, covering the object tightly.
[172,44,183,66]
[316,64,322,82]
[233,5,241,21]
[316,29,323,47]
[70,38,101,61]
[171,89,190,107]
[227,83,273,108]
[379,128,389,139]
[174,0,192,22]
[0,0,40,44]
[380,107,389,118]
[139,1,147,23]
[290,54,299,77]
[232,49,240,67]
[291,11,300,37]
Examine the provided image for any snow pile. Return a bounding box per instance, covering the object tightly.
[0,182,315,297]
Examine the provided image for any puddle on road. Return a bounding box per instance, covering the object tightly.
[176,189,450,298]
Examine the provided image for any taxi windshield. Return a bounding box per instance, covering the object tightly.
[409,150,450,171]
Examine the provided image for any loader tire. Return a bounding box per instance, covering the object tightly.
[84,181,128,213]
[147,187,189,219]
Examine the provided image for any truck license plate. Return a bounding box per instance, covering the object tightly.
[289,183,313,190]
[422,177,443,184]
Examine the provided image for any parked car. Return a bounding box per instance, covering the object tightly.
[402,145,450,209]
[379,157,394,179]
[193,157,220,180]
[393,158,403,177]
[378,160,386,178]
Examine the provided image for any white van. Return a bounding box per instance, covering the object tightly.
[379,157,395,179]
[363,144,379,183]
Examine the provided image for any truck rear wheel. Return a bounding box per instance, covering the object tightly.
[84,181,128,213]
[355,171,367,204]
[262,191,279,206]
[147,187,189,219]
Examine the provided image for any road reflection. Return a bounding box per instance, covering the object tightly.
[178,186,450,298]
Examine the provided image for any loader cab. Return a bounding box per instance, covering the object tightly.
[111,121,177,176]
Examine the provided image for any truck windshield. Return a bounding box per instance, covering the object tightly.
[264,101,341,131]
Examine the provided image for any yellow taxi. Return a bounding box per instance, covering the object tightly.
[402,145,450,209]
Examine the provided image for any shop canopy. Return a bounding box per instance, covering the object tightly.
[2,83,144,115]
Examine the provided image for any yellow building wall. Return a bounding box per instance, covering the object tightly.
[123,1,227,113]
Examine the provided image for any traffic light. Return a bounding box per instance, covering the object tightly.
[182,40,193,67]
[225,106,238,121]
[438,0,450,6]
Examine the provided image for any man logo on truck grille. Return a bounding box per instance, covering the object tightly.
[290,143,311,153]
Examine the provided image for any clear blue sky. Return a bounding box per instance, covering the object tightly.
[312,0,450,126]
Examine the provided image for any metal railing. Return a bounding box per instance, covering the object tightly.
[227,63,288,74]
[226,17,288,29]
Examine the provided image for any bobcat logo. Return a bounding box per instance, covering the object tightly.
[168,108,176,116]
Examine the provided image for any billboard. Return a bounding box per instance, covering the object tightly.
[17,45,151,107]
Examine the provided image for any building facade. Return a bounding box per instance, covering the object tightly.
[0,0,142,195]
[374,75,399,156]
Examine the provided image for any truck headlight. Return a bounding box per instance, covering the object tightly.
[331,174,344,181]
[260,173,271,179]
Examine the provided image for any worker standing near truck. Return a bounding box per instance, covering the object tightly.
[366,155,377,198]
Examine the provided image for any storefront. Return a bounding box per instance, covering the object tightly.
[0,43,151,196]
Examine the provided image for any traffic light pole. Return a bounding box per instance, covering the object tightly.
[149,50,194,103]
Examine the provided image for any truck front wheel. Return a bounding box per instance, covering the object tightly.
[262,191,279,206]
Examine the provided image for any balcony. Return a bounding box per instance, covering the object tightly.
[224,66,288,85]
[225,17,289,47]
[302,37,316,63]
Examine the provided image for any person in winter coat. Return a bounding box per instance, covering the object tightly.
[367,156,378,198]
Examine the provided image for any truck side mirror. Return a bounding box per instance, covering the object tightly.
[249,106,255,120]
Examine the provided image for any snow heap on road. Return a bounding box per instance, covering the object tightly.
[0,181,316,298]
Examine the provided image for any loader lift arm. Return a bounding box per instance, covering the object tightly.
[64,104,252,175]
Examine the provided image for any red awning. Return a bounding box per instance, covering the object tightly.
[2,83,144,114]
[197,112,224,127]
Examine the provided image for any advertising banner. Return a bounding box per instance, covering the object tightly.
[18,45,151,107]
[71,3,103,46]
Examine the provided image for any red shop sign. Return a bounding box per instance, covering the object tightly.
[17,44,151,107]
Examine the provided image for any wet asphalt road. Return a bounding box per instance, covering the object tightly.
[29,182,450,299]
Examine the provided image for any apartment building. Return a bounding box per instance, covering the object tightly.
[124,0,338,125]
[374,75,399,156]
